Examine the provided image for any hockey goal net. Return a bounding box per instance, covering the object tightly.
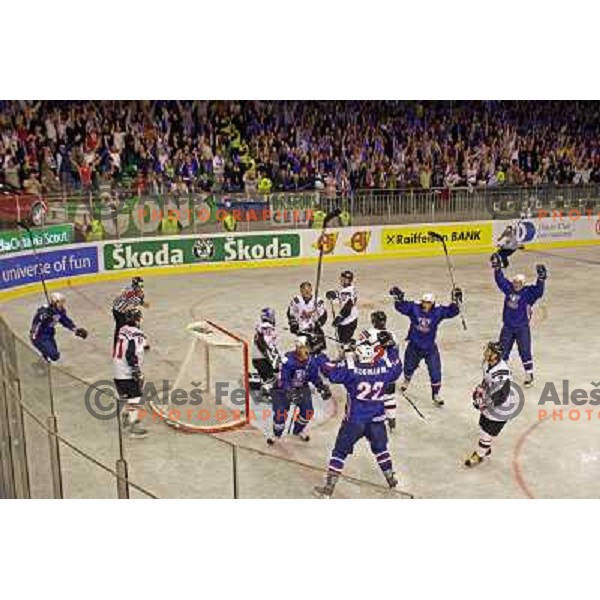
[150,320,250,432]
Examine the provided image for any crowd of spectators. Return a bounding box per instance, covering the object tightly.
[1,100,600,197]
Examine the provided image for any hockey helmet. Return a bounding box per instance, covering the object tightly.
[132,276,144,290]
[261,307,276,325]
[511,274,526,290]
[340,270,354,285]
[484,340,503,362]
[125,309,143,327]
[300,281,313,300]
[295,335,310,362]
[49,292,66,307]
[370,310,387,329]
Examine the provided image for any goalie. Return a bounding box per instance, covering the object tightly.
[30,292,88,367]
[251,308,281,402]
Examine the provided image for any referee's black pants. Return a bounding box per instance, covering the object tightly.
[113,309,128,349]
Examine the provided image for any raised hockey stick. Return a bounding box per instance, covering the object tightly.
[18,221,51,304]
[313,208,342,303]
[428,230,468,331]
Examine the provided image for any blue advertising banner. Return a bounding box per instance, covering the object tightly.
[0,246,99,290]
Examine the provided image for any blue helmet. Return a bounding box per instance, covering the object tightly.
[261,307,275,325]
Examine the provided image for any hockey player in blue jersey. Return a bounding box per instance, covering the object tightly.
[267,336,331,445]
[389,286,462,406]
[491,253,547,387]
[30,292,88,365]
[313,325,403,498]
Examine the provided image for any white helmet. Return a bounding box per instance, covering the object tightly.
[421,292,435,303]
[49,292,66,305]
[295,336,310,349]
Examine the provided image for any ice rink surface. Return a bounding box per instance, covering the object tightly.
[3,245,599,498]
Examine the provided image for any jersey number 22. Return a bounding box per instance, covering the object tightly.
[356,381,384,401]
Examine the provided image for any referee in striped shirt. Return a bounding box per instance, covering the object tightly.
[112,277,149,348]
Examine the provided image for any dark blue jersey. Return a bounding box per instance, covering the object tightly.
[275,351,324,391]
[321,346,402,424]
[30,305,75,340]
[394,300,459,350]
[494,270,544,328]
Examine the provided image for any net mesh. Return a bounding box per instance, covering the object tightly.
[150,320,249,432]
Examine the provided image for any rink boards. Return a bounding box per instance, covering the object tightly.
[1,216,599,301]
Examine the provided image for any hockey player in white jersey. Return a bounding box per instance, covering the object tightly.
[495,224,523,268]
[252,308,281,401]
[370,310,401,431]
[287,281,327,334]
[326,270,358,352]
[113,309,148,439]
[287,281,327,354]
[465,341,516,467]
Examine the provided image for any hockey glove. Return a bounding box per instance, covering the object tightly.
[325,290,337,301]
[452,287,463,305]
[536,264,547,280]
[74,327,88,339]
[332,315,342,328]
[317,383,332,401]
[389,286,405,302]
[490,253,502,269]
[472,386,484,409]
[289,320,300,335]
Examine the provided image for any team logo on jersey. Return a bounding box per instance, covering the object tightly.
[193,238,216,261]
[416,317,431,332]
[313,233,339,255]
[507,293,520,309]
[347,231,371,253]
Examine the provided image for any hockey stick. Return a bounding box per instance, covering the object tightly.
[428,230,468,331]
[283,326,340,345]
[313,208,342,303]
[401,391,427,421]
[287,397,298,434]
[18,221,51,304]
